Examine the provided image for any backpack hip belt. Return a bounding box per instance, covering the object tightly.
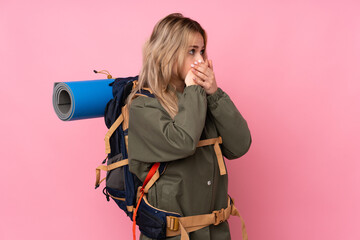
[166,196,248,240]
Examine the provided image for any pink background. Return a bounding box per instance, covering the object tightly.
[1,0,359,239]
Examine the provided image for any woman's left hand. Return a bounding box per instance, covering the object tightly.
[191,59,218,95]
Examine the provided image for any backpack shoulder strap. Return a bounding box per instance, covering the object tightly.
[122,89,154,153]
[105,87,154,155]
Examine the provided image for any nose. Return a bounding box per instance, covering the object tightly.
[197,55,204,63]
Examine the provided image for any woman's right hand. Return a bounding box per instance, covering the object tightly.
[184,68,197,87]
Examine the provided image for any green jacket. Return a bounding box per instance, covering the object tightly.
[128,85,252,240]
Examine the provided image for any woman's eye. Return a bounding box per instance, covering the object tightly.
[189,49,205,55]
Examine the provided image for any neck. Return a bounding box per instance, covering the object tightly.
[171,77,185,93]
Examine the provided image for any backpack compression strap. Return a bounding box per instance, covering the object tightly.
[104,93,145,155]
[95,157,129,189]
[132,162,161,240]
[97,92,153,188]
[104,112,124,154]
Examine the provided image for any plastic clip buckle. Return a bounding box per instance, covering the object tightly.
[168,216,179,231]
[214,208,225,225]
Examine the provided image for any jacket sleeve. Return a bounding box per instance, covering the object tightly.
[207,87,252,160]
[128,85,207,163]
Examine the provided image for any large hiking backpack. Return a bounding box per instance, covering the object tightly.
[95,76,181,240]
[94,74,248,240]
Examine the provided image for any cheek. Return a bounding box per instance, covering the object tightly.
[179,61,191,78]
[184,65,191,73]
[184,59,193,72]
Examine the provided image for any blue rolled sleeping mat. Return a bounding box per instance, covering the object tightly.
[52,79,114,121]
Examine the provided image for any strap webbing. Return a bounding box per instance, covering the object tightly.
[166,196,248,240]
[104,114,124,154]
[142,163,160,193]
[108,192,125,201]
[121,105,129,131]
[132,80,154,94]
[144,169,160,193]
[142,87,153,94]
[197,137,226,175]
[196,136,222,147]
[214,141,226,175]
[231,205,248,240]
[124,135,129,152]
[104,92,149,155]
[95,159,129,188]
[133,162,161,240]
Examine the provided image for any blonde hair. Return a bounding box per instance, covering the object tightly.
[127,13,208,119]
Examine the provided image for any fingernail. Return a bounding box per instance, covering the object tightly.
[194,61,198,64]
[198,60,202,63]
[191,64,194,67]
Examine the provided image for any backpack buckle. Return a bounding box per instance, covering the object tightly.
[168,216,179,231]
[213,208,225,225]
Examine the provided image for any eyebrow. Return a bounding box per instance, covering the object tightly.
[188,45,205,49]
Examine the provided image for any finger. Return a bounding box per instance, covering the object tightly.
[209,60,213,70]
[192,77,199,86]
[191,67,210,77]
[191,68,208,80]
[194,77,206,88]
[204,59,209,67]
[202,59,212,73]
[197,79,212,93]
[192,64,209,77]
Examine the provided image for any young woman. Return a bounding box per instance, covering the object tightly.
[127,13,252,240]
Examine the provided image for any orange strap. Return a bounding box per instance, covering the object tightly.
[132,162,161,240]
[133,191,144,240]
